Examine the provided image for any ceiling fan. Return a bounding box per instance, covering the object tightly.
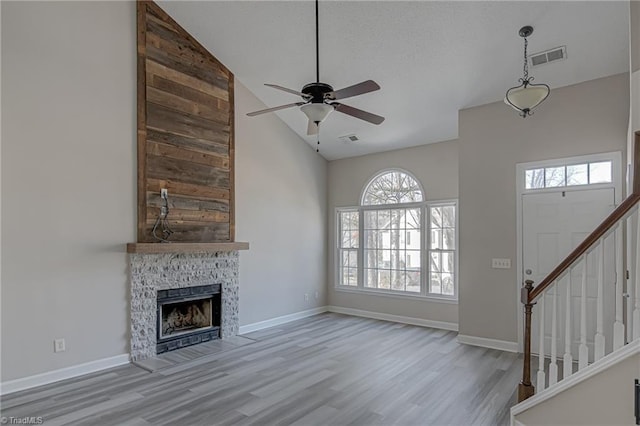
[246,0,384,137]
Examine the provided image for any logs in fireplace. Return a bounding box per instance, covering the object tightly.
[156,284,221,354]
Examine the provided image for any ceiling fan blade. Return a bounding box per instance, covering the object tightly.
[307,120,318,136]
[332,102,385,125]
[325,80,380,101]
[264,84,311,99]
[246,102,306,117]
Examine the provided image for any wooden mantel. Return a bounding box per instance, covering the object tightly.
[127,242,249,254]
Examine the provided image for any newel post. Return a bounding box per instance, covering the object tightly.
[518,279,536,402]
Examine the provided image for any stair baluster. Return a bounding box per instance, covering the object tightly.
[563,272,573,379]
[549,283,558,386]
[633,209,640,340]
[614,224,625,349]
[627,217,634,343]
[579,256,589,370]
[595,238,605,361]
[537,295,546,390]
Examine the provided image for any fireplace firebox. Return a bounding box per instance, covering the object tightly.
[156,284,221,354]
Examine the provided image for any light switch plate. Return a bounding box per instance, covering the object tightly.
[492,258,511,269]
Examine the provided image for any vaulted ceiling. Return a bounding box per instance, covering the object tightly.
[159,1,630,160]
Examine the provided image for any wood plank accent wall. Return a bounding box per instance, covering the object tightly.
[137,1,235,242]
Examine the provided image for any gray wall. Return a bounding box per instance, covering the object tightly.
[458,74,630,343]
[514,353,639,425]
[1,1,327,382]
[1,1,136,382]
[235,82,327,326]
[631,1,640,134]
[327,140,459,325]
[632,1,639,74]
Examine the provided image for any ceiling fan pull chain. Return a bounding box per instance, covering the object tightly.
[316,123,320,152]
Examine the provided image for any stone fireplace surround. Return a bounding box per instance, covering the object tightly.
[129,251,240,361]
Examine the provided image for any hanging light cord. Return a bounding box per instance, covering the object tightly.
[522,36,529,83]
[152,191,174,242]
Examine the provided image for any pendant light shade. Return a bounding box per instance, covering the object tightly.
[301,103,334,123]
[505,26,550,118]
[504,84,550,114]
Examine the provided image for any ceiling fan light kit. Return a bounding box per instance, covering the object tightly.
[504,25,551,118]
[301,103,334,124]
[246,0,384,151]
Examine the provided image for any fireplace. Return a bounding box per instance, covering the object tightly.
[156,284,221,354]
[129,251,241,361]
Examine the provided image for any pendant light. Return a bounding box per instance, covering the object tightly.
[504,26,550,118]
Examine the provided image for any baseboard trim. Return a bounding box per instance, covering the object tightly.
[457,334,519,353]
[327,306,459,331]
[0,354,130,396]
[510,339,640,420]
[238,306,328,334]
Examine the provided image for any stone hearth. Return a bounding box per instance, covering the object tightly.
[129,251,239,361]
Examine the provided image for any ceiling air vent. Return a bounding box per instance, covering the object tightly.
[530,46,567,68]
[338,134,359,143]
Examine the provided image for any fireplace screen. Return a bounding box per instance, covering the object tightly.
[160,298,213,339]
[155,284,221,354]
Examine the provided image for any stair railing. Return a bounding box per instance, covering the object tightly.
[519,133,640,402]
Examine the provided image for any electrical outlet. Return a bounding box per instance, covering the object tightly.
[161,188,168,199]
[304,293,309,302]
[492,258,511,269]
[54,338,66,353]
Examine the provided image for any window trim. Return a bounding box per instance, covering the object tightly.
[425,199,459,299]
[524,160,614,190]
[334,285,459,304]
[361,202,424,295]
[335,198,459,302]
[518,151,622,195]
[336,207,359,288]
[360,168,425,206]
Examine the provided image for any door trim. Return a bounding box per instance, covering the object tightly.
[515,151,623,352]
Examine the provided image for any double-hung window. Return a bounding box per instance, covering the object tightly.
[363,206,422,293]
[336,169,458,299]
[337,209,359,287]
[427,203,457,296]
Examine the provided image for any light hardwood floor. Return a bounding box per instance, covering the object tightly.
[1,313,521,425]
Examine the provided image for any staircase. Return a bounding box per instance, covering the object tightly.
[511,134,640,425]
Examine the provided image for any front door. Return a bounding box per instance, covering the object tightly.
[523,188,616,360]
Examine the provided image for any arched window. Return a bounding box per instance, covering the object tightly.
[361,170,423,206]
[337,169,457,299]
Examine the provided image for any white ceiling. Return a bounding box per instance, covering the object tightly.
[159,1,630,160]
